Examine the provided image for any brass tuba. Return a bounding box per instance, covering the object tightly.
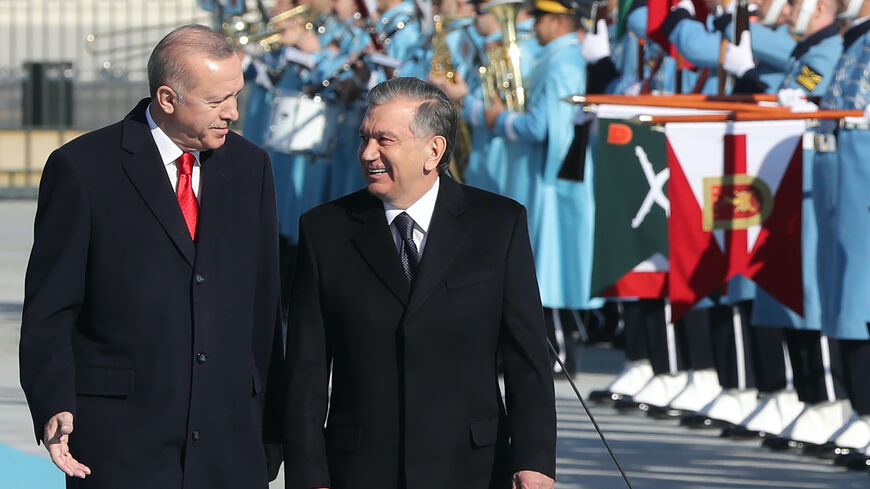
[481,0,526,112]
[429,14,473,182]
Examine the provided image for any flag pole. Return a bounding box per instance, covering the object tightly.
[636,109,864,124]
[564,93,783,105]
[563,94,789,112]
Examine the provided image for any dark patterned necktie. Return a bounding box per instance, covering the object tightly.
[176,152,198,240]
[393,212,420,281]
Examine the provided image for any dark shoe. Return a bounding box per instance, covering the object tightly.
[832,449,860,466]
[646,405,684,419]
[589,389,625,404]
[614,398,642,412]
[720,426,762,439]
[762,437,813,451]
[683,415,732,430]
[680,413,704,426]
[834,452,869,471]
[803,441,843,460]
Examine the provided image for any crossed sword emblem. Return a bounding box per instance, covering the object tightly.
[631,146,670,229]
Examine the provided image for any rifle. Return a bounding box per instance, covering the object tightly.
[717,0,751,94]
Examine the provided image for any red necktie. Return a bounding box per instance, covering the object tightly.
[176,152,198,240]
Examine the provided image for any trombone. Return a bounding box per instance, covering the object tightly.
[225,5,315,53]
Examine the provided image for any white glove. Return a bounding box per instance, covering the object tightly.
[625,81,642,96]
[581,20,612,63]
[789,100,819,113]
[723,30,755,77]
[864,104,870,123]
[675,0,696,16]
[777,87,807,108]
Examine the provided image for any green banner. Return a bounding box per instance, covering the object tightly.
[591,118,669,296]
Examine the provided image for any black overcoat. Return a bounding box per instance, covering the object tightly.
[283,176,556,489]
[19,99,283,489]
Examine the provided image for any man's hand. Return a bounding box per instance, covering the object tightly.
[296,30,322,53]
[512,470,555,489]
[777,87,817,112]
[777,87,806,107]
[723,30,755,77]
[44,411,91,479]
[484,94,506,130]
[581,19,611,64]
[674,0,695,15]
[428,71,469,104]
[280,22,305,47]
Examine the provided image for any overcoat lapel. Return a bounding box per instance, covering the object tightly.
[350,194,411,305]
[120,99,195,266]
[406,177,468,317]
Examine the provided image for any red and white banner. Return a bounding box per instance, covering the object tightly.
[665,120,804,319]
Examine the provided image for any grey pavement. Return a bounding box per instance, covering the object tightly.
[0,199,866,488]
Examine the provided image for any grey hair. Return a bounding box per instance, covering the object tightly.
[366,77,457,174]
[147,24,236,101]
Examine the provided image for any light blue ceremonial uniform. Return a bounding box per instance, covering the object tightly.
[607,11,640,94]
[742,23,794,91]
[375,0,425,78]
[446,17,483,85]
[462,23,538,194]
[494,33,603,309]
[241,51,281,148]
[197,0,245,15]
[752,24,843,329]
[814,22,870,340]
[626,6,679,94]
[307,17,371,201]
[268,56,331,244]
[667,14,721,94]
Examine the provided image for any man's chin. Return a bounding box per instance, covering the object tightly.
[365,184,389,200]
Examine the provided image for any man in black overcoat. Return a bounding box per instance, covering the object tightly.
[19,25,283,489]
[283,77,556,489]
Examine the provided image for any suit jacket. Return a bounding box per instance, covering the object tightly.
[283,176,556,489]
[19,99,284,489]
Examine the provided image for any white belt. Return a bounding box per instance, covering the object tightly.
[803,132,837,153]
[840,116,870,130]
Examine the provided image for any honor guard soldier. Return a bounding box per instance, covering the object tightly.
[485,0,603,375]
[812,0,870,469]
[375,0,426,77]
[717,0,796,92]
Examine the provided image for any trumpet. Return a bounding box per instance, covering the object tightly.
[225,5,315,53]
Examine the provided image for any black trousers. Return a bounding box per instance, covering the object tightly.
[622,299,703,375]
[783,329,848,404]
[840,338,870,415]
[709,301,787,392]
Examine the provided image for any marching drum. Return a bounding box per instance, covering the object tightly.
[265,90,339,160]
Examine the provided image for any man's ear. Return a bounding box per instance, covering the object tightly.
[155,85,179,115]
[423,135,447,172]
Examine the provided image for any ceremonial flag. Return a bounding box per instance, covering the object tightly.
[591,118,669,298]
[646,0,709,54]
[665,120,804,319]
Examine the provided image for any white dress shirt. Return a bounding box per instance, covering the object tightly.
[383,177,440,257]
[145,103,202,200]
